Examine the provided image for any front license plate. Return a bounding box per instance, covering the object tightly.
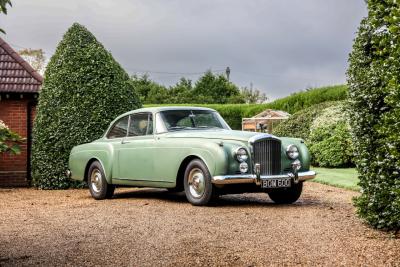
[261,178,291,188]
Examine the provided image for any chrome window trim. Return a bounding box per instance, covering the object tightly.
[106,112,154,140]
[126,112,154,138]
[155,112,168,134]
[157,109,230,132]
[105,115,130,140]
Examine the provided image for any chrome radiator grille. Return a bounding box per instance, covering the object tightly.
[253,138,281,175]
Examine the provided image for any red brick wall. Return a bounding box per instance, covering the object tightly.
[0,98,36,187]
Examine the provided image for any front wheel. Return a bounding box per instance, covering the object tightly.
[268,182,303,204]
[88,161,115,200]
[183,159,217,206]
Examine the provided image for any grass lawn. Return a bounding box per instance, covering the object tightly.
[311,167,360,191]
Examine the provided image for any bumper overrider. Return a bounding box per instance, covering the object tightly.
[212,169,316,185]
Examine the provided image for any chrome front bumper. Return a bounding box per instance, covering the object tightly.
[212,170,316,185]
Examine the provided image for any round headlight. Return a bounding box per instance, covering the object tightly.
[239,162,248,173]
[235,147,248,162]
[286,144,299,159]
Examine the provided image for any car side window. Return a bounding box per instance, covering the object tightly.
[107,116,129,139]
[128,113,153,137]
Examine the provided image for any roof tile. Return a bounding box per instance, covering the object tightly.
[0,37,42,93]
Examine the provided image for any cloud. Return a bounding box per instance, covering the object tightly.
[3,0,367,99]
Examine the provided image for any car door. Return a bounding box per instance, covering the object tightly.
[117,112,156,181]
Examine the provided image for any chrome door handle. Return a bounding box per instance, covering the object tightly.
[121,139,130,144]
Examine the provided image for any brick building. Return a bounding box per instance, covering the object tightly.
[0,37,42,186]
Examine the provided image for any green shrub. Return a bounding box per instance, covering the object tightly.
[309,122,353,167]
[273,101,354,168]
[308,103,354,167]
[32,23,141,189]
[0,120,23,155]
[272,101,337,140]
[347,1,400,230]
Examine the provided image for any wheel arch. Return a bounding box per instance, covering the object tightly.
[84,158,109,183]
[175,155,209,191]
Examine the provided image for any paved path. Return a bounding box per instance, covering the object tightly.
[0,183,399,266]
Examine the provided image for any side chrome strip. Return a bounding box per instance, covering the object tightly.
[212,170,316,185]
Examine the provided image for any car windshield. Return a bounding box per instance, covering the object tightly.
[160,110,230,131]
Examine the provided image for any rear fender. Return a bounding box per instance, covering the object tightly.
[68,143,114,184]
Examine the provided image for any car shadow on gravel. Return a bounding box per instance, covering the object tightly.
[113,188,187,203]
[112,188,321,207]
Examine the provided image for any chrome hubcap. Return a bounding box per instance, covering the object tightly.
[188,168,205,198]
[90,169,102,193]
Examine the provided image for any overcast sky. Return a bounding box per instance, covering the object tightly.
[2,0,367,99]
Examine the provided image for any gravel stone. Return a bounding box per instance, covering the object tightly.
[0,183,399,266]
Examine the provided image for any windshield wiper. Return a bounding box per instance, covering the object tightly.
[168,126,193,131]
[196,126,220,129]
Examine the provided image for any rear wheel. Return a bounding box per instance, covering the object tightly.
[268,182,303,204]
[183,159,217,206]
[88,161,115,200]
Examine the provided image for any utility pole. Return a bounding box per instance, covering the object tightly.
[226,66,230,81]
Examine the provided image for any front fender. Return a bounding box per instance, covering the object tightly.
[280,137,311,171]
[182,142,227,177]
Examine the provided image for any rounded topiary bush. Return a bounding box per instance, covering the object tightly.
[32,23,141,189]
[308,103,353,167]
[308,122,353,167]
[273,101,354,167]
[272,101,338,140]
[347,1,400,230]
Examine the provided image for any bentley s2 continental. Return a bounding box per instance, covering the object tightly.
[67,107,316,205]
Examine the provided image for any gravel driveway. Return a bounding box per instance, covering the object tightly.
[0,182,399,266]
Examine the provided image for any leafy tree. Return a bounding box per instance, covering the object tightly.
[132,72,245,104]
[32,23,141,189]
[0,0,11,33]
[131,74,163,103]
[347,1,400,230]
[18,48,46,74]
[146,84,170,104]
[240,86,268,104]
[193,71,242,104]
[169,78,193,103]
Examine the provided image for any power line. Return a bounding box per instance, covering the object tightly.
[127,68,225,76]
[7,41,332,83]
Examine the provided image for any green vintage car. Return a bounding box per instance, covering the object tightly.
[67,106,316,205]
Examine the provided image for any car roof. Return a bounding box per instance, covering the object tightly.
[104,106,218,138]
[120,106,216,116]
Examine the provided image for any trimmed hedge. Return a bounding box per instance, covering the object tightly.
[263,85,348,114]
[146,84,348,129]
[347,1,400,230]
[32,23,141,189]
